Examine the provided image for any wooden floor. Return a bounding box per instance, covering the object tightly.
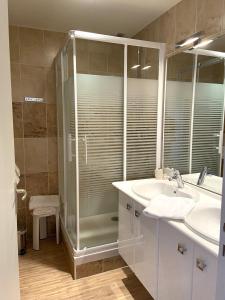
[19,238,153,300]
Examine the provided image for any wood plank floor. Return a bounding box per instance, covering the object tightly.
[19,238,153,300]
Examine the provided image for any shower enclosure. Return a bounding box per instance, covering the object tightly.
[55,31,165,257]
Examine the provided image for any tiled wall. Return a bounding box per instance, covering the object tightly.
[134,0,225,53]
[9,26,66,237]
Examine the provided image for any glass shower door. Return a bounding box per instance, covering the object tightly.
[76,40,124,249]
[62,41,77,247]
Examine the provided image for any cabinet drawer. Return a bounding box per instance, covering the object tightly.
[158,221,194,300]
[118,192,134,270]
[192,246,218,300]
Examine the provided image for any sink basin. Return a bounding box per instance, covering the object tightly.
[185,202,221,245]
[132,181,199,201]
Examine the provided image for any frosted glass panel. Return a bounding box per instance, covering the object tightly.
[62,42,77,247]
[127,46,159,180]
[77,74,123,248]
[127,79,158,179]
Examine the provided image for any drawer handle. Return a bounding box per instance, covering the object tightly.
[135,210,141,218]
[177,244,187,255]
[126,203,132,210]
[196,259,207,271]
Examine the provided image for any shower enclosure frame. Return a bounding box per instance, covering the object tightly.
[162,48,225,175]
[58,30,166,254]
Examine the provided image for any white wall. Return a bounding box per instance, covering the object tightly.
[0,0,20,299]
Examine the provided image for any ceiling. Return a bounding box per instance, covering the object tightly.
[8,0,181,37]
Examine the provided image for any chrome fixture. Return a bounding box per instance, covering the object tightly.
[193,39,213,49]
[197,166,208,186]
[176,31,204,48]
[168,169,184,189]
[16,189,27,201]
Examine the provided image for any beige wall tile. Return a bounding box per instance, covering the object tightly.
[108,44,124,75]
[43,31,66,67]
[9,26,20,63]
[76,50,89,74]
[17,208,27,230]
[159,7,176,52]
[24,138,48,174]
[47,104,57,137]
[14,138,25,175]
[11,63,23,102]
[19,27,45,66]
[89,52,108,74]
[175,0,197,43]
[23,103,47,137]
[196,0,223,36]
[21,65,47,100]
[147,19,160,42]
[45,66,56,103]
[12,103,23,138]
[48,137,58,172]
[25,172,48,196]
[48,172,58,194]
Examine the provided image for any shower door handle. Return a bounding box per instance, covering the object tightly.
[214,130,223,155]
[68,133,76,162]
[82,135,88,165]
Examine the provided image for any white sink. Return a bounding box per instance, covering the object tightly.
[132,181,199,201]
[185,201,221,245]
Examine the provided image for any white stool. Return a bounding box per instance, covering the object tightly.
[29,195,60,250]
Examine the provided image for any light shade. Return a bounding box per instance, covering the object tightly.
[193,39,213,49]
[131,64,140,69]
[142,65,151,70]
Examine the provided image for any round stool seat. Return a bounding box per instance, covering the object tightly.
[33,207,57,217]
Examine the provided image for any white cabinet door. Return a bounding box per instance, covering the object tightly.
[133,202,158,299]
[192,246,218,300]
[158,221,194,300]
[118,192,134,270]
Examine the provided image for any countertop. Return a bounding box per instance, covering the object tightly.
[113,178,220,257]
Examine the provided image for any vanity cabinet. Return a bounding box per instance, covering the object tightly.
[158,221,194,300]
[133,201,158,297]
[118,191,218,300]
[192,246,218,300]
[158,221,218,300]
[118,192,134,270]
[118,191,158,298]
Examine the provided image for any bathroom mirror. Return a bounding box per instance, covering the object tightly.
[163,34,225,195]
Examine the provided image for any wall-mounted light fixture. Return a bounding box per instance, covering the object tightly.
[176,31,204,48]
[193,39,213,49]
[142,65,151,70]
[131,64,140,69]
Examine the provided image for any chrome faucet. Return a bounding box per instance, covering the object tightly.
[197,166,208,186]
[168,169,184,189]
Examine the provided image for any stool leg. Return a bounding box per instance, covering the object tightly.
[33,215,40,250]
[56,212,59,245]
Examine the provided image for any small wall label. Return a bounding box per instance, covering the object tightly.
[24,97,45,103]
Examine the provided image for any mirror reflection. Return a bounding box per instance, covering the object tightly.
[163,35,225,195]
